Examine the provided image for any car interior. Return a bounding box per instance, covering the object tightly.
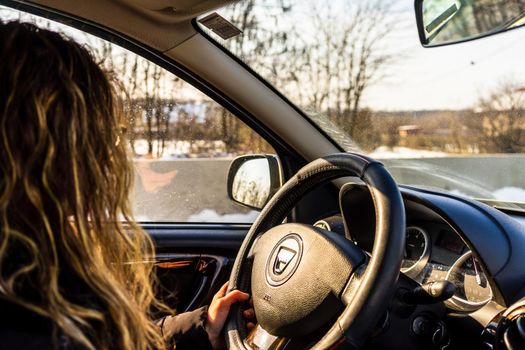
[2,0,525,349]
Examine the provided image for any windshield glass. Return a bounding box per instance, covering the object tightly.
[200,0,525,208]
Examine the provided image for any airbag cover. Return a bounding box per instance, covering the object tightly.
[251,223,364,337]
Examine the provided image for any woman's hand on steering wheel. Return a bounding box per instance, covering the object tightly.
[207,282,254,349]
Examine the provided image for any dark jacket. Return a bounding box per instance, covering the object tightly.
[0,298,213,349]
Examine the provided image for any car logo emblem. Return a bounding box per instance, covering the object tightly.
[266,234,303,286]
[273,246,296,275]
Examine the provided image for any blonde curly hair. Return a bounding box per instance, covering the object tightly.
[0,21,168,350]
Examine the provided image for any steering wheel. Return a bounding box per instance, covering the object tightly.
[225,153,406,349]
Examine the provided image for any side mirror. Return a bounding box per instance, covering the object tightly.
[415,0,525,47]
[227,155,282,210]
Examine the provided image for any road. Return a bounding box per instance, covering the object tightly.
[131,156,525,222]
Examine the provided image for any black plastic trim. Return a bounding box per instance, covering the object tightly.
[143,223,250,250]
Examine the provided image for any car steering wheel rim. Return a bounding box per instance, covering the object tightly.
[225,153,406,349]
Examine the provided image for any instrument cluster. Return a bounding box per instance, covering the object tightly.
[401,224,492,312]
[314,213,493,312]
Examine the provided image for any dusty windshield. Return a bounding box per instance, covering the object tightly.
[200,0,525,208]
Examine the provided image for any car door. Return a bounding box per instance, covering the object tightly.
[116,57,283,313]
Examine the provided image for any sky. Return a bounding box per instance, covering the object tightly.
[362,0,525,111]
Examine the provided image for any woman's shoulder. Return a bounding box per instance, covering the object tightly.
[0,297,79,350]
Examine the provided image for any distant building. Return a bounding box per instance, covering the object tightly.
[398,125,421,138]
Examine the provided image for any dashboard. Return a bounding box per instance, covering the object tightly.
[247,183,525,349]
[332,183,525,348]
[315,214,493,313]
[332,184,498,314]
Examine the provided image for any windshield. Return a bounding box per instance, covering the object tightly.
[200,0,525,209]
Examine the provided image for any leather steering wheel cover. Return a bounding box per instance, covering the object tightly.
[225,153,406,350]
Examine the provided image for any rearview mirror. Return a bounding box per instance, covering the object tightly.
[227,155,281,210]
[415,0,525,47]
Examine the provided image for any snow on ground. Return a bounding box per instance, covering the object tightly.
[187,209,259,223]
[369,146,449,159]
[492,187,525,202]
[450,187,525,203]
[134,209,259,223]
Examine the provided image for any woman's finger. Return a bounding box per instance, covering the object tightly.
[220,289,250,307]
[213,282,229,301]
[243,308,254,319]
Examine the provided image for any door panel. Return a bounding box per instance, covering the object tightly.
[144,223,249,252]
[144,224,249,313]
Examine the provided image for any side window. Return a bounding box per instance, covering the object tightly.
[121,68,275,223]
[125,78,275,223]
[1,6,276,223]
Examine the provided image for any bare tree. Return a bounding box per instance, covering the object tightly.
[291,0,395,139]
[210,0,396,151]
[209,0,293,151]
[469,81,525,153]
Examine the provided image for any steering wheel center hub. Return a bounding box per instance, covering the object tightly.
[250,223,365,337]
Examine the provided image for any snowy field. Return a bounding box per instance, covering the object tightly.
[492,187,525,202]
[370,146,449,159]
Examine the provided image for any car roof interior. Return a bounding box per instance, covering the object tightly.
[29,0,230,50]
